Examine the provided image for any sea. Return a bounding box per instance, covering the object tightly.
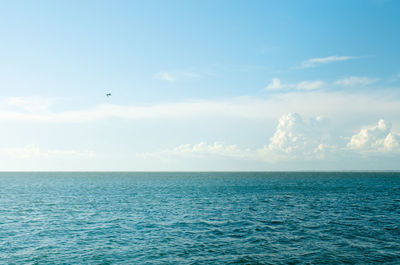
[0,172,399,264]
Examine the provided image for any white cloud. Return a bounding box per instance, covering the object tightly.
[265,78,325,91]
[268,113,308,154]
[348,120,400,152]
[138,141,255,161]
[3,97,55,113]
[3,145,96,159]
[124,113,400,170]
[264,115,400,160]
[141,113,337,163]
[266,78,284,90]
[296,80,325,90]
[301,56,357,68]
[169,142,245,158]
[156,71,201,82]
[335,76,378,86]
[0,91,399,126]
[312,143,338,160]
[0,97,294,123]
[265,113,332,159]
[156,72,175,82]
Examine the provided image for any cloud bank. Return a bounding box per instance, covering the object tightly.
[138,114,400,165]
[0,93,399,125]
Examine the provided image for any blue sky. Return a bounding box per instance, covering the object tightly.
[0,0,399,170]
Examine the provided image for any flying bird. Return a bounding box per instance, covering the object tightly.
[106,93,112,97]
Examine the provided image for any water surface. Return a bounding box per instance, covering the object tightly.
[1,172,399,264]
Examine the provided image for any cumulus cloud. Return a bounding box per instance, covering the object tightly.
[261,115,400,161]
[348,120,400,152]
[335,76,378,86]
[137,113,335,163]
[138,114,335,163]
[301,56,357,68]
[142,113,338,163]
[268,113,309,154]
[265,78,325,91]
[265,113,332,159]
[133,114,400,168]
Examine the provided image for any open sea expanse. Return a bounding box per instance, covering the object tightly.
[1,172,399,264]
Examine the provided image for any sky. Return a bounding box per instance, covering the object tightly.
[0,0,400,171]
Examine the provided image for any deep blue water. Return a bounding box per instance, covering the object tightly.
[0,172,399,264]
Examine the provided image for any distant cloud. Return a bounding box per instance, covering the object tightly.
[265,78,325,91]
[4,97,55,113]
[301,56,357,68]
[0,92,399,125]
[265,78,284,90]
[296,80,325,90]
[170,142,244,158]
[4,145,95,159]
[266,76,378,92]
[156,71,200,82]
[265,113,333,160]
[335,76,378,86]
[348,120,400,152]
[138,113,333,163]
[141,142,254,160]
[156,72,176,82]
[135,113,400,167]
[268,113,310,154]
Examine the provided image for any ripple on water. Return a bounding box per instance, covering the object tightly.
[0,172,399,264]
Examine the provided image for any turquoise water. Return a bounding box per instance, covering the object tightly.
[1,172,399,264]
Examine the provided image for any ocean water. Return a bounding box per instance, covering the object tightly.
[0,172,399,264]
